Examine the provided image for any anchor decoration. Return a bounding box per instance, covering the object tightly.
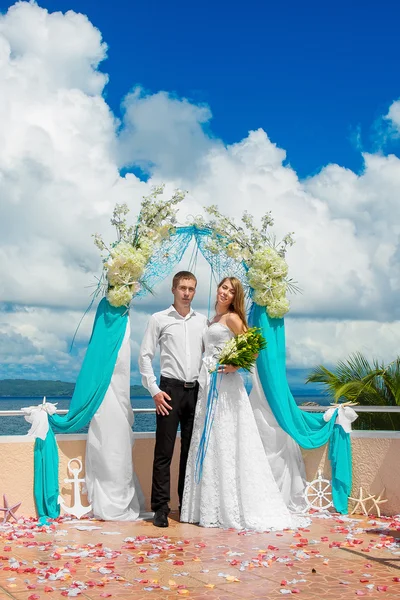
[304,469,333,512]
[58,458,91,519]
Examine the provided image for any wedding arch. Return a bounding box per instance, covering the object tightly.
[27,187,354,521]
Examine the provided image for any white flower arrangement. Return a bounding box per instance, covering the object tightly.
[202,206,298,319]
[93,185,186,307]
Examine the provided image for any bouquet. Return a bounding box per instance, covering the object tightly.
[196,326,266,482]
[209,327,267,373]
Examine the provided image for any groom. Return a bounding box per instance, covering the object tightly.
[139,271,208,527]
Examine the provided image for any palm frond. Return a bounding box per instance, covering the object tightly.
[306,365,336,385]
[306,353,400,407]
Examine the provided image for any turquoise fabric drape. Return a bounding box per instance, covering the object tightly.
[33,298,128,519]
[251,303,352,514]
[32,224,353,518]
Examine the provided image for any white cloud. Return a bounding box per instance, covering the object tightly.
[385,99,400,134]
[150,128,399,322]
[118,87,215,178]
[0,1,107,95]
[0,1,148,311]
[0,1,399,386]
[285,318,400,368]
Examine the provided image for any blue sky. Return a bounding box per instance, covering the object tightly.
[0,1,399,393]
[33,0,400,177]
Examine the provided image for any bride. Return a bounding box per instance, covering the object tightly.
[181,276,307,531]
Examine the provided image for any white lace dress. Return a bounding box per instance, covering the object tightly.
[181,323,308,531]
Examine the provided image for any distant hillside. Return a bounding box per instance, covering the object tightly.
[0,379,150,397]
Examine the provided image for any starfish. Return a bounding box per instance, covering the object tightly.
[0,495,21,524]
[349,487,375,516]
[369,489,388,518]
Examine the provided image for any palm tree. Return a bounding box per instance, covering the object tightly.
[306,353,400,430]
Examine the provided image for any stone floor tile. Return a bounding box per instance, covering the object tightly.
[1,513,400,600]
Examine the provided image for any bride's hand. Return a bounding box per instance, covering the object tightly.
[218,364,238,374]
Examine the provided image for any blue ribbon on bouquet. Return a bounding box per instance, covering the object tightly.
[195,365,222,483]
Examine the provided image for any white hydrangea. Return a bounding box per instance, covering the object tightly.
[266,297,290,319]
[271,281,288,299]
[105,245,146,286]
[247,268,270,290]
[248,252,290,317]
[252,289,270,306]
[107,285,134,308]
[250,248,280,270]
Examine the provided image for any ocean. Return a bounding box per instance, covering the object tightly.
[0,394,329,436]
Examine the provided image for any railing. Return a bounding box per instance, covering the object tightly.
[0,408,156,417]
[1,406,400,417]
[1,406,399,437]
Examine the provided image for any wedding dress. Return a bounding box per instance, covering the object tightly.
[249,369,308,513]
[181,322,309,531]
[85,318,144,520]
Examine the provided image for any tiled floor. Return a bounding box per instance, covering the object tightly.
[1,511,400,599]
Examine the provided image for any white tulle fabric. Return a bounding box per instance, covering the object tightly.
[85,318,144,521]
[249,369,308,513]
[181,323,309,531]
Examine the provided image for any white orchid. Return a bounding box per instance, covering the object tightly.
[94,186,186,307]
[199,206,298,319]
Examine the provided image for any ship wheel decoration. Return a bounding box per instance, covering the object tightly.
[304,469,333,512]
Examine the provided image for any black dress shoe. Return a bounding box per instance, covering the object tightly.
[153,509,169,528]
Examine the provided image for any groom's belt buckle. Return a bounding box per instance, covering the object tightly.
[183,381,196,389]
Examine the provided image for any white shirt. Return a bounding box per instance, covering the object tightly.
[139,305,208,397]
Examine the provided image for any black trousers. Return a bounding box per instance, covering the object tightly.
[151,375,199,513]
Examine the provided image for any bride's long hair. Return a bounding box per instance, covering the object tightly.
[216,277,248,329]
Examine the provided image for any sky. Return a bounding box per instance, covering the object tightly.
[0,0,399,392]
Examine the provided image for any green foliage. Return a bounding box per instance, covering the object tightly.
[306,353,400,430]
[219,327,267,372]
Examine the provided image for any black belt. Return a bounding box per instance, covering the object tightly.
[160,375,198,389]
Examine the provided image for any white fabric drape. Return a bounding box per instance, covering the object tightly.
[85,318,144,520]
[181,324,310,530]
[249,368,308,513]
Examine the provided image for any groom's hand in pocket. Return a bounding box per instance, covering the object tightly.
[153,391,172,416]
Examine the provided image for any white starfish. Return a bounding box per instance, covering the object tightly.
[349,487,375,516]
[368,489,388,518]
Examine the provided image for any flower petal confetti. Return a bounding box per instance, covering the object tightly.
[0,513,399,598]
